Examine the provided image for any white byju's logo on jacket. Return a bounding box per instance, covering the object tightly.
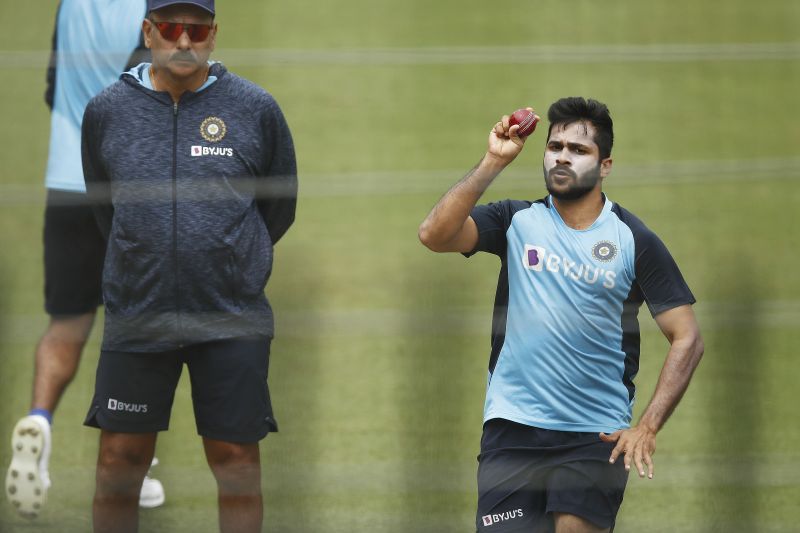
[191,145,234,157]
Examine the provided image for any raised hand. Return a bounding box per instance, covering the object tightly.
[486,108,538,164]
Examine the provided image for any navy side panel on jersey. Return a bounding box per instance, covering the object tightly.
[467,196,695,433]
[466,199,534,374]
[613,203,696,401]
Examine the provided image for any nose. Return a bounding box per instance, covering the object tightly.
[555,148,571,166]
[175,29,192,49]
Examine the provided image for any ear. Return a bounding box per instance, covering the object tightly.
[142,19,153,49]
[209,23,218,51]
[600,157,613,178]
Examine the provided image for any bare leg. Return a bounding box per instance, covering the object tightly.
[93,431,156,533]
[553,512,610,533]
[31,313,95,412]
[203,438,262,533]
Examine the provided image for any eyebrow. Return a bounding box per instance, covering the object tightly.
[546,140,594,151]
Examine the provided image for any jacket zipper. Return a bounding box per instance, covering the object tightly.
[172,101,184,347]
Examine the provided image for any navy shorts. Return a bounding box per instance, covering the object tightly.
[84,336,277,443]
[43,189,105,316]
[476,418,628,532]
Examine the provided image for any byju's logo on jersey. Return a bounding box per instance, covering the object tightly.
[481,509,524,527]
[523,245,545,271]
[191,145,234,157]
[522,244,617,289]
[592,240,618,262]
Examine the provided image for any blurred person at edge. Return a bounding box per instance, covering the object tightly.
[5,0,165,520]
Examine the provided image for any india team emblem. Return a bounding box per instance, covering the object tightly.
[200,116,226,142]
[592,240,618,262]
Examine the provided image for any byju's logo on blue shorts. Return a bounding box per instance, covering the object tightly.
[107,398,148,414]
[481,508,524,526]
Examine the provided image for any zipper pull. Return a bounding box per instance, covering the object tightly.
[173,102,178,115]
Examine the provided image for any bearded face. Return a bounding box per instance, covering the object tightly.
[542,121,611,201]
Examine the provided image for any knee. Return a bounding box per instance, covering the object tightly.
[205,441,260,489]
[96,440,153,490]
[206,440,258,467]
[98,446,151,470]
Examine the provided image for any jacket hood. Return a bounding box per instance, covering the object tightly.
[122,61,226,89]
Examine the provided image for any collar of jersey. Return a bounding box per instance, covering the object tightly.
[548,193,613,232]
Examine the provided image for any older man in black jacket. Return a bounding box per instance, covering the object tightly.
[81,0,297,531]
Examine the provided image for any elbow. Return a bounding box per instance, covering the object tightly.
[694,333,705,363]
[685,330,704,369]
[418,223,445,252]
[417,222,434,249]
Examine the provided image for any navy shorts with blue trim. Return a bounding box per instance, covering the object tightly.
[476,418,628,532]
[84,336,277,443]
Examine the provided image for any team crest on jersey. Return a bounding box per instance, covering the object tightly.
[592,240,618,262]
[200,116,226,142]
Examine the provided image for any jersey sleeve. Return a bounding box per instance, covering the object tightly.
[44,3,60,110]
[464,199,531,258]
[633,228,696,316]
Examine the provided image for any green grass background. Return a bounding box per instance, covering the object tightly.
[1,0,799,531]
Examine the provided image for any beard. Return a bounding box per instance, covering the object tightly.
[543,163,602,201]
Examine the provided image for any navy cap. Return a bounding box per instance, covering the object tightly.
[147,0,215,16]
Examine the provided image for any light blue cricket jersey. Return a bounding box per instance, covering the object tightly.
[467,195,695,433]
[45,0,146,192]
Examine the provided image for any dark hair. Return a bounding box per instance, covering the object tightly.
[547,97,614,159]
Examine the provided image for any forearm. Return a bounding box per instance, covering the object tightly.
[257,188,297,245]
[638,333,704,432]
[418,154,506,251]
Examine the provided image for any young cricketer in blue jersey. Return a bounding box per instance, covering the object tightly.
[419,97,704,533]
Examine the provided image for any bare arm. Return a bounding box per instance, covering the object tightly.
[418,109,536,253]
[601,304,704,478]
[417,156,505,253]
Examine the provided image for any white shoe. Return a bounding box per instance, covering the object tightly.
[139,457,165,508]
[5,415,51,519]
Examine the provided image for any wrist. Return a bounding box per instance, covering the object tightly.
[638,418,660,434]
[482,152,510,172]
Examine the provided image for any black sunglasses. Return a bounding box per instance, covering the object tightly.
[149,18,213,42]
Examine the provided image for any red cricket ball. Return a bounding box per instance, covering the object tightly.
[509,108,539,138]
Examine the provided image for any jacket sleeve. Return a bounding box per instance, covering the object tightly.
[81,99,113,240]
[256,100,297,245]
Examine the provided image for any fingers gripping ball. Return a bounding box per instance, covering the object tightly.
[509,108,539,138]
